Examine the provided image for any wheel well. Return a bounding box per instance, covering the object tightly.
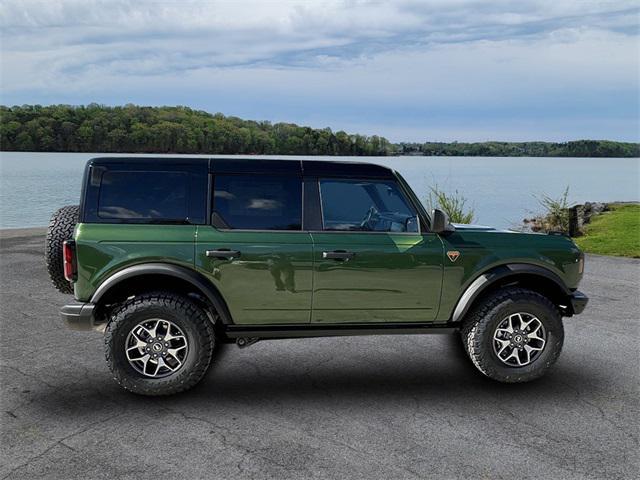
[461,273,572,320]
[92,273,230,337]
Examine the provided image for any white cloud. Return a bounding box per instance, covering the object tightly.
[0,0,638,141]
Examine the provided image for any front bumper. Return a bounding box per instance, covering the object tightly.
[569,290,589,315]
[60,302,99,331]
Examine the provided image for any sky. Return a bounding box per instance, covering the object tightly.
[1,0,639,142]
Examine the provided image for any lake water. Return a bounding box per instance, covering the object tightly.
[0,152,638,229]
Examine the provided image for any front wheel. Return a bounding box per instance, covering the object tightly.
[104,292,216,395]
[461,287,564,383]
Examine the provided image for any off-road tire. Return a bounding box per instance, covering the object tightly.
[105,292,216,396]
[45,205,79,294]
[461,287,564,383]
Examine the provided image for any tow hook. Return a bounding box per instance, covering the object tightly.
[236,337,260,349]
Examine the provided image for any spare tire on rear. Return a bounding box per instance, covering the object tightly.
[46,205,79,294]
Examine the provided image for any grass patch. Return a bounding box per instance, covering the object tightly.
[574,204,640,258]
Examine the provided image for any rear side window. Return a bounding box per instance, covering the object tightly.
[98,171,188,221]
[213,175,302,230]
[319,179,418,232]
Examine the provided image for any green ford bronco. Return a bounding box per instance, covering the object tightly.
[46,157,588,395]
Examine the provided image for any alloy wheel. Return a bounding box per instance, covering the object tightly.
[492,312,546,367]
[125,318,189,378]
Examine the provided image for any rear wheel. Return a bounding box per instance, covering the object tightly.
[45,205,79,294]
[105,292,216,396]
[461,287,564,383]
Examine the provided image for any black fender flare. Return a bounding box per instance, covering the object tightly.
[450,263,571,323]
[90,263,234,325]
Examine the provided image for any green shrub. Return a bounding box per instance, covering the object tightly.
[426,184,475,224]
[533,186,570,233]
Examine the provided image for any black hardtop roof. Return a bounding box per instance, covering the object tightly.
[88,157,396,179]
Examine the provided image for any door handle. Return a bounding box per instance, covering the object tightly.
[322,250,355,261]
[206,249,241,260]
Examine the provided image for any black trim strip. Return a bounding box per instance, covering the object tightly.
[303,177,322,231]
[224,322,456,339]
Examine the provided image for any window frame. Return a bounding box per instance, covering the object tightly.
[82,163,207,225]
[315,177,422,235]
[209,173,305,232]
[96,169,189,223]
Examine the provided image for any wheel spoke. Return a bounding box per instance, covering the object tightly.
[139,354,151,373]
[131,329,147,345]
[495,338,511,356]
[503,349,522,366]
[126,346,146,360]
[522,346,531,364]
[162,354,182,372]
[148,320,160,338]
[513,313,524,330]
[520,316,534,331]
[163,321,178,340]
[529,325,542,337]
[168,345,186,358]
[529,333,544,342]
[154,357,165,376]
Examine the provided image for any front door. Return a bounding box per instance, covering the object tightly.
[311,178,443,323]
[195,173,313,325]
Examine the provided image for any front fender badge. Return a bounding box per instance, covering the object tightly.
[447,251,461,262]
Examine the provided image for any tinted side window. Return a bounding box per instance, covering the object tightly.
[98,171,188,221]
[319,179,418,232]
[213,175,302,230]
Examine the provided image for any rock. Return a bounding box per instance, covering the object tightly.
[525,202,611,237]
[569,202,609,236]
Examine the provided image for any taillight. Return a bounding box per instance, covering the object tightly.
[63,240,77,282]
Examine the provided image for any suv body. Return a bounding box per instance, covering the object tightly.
[56,157,587,395]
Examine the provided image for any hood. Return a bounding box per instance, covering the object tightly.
[451,223,528,234]
[451,223,497,231]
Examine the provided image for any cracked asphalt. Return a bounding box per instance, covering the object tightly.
[1,228,638,479]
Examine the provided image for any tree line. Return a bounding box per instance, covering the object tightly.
[0,104,392,156]
[396,140,639,158]
[1,104,638,157]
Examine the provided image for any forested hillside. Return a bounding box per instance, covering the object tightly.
[1,104,638,157]
[0,104,392,155]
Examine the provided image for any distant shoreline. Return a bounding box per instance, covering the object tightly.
[2,105,639,158]
[1,151,638,159]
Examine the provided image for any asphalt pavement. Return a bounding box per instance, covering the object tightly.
[1,228,638,479]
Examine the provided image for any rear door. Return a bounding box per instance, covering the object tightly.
[195,170,313,325]
[310,177,443,323]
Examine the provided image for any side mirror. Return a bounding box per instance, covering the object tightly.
[431,209,455,234]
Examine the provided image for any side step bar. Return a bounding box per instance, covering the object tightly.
[225,322,457,341]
